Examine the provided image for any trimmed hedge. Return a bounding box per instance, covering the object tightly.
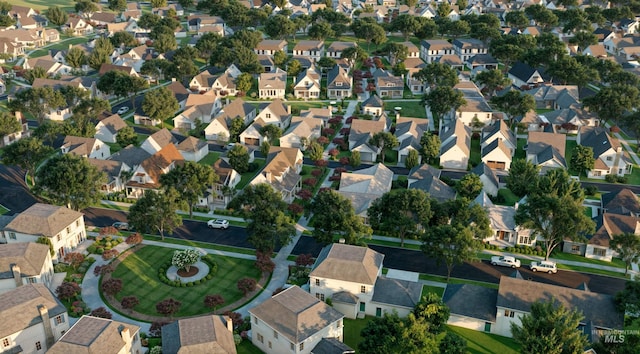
[483,242,546,257]
[157,255,218,288]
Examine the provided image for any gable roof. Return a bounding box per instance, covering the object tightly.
[148,128,178,150]
[508,61,549,83]
[481,120,515,148]
[471,162,499,188]
[48,316,140,354]
[588,213,639,248]
[4,203,83,237]
[108,145,151,168]
[135,144,184,188]
[408,173,456,202]
[0,243,50,280]
[87,158,123,182]
[161,315,236,354]
[62,136,100,157]
[96,114,127,135]
[497,276,623,330]
[481,139,511,159]
[249,286,343,344]
[0,284,67,338]
[579,126,620,158]
[443,284,498,322]
[327,65,351,90]
[339,163,393,196]
[372,276,422,309]
[311,338,354,354]
[310,243,384,285]
[361,95,384,109]
[217,99,255,121]
[602,188,640,216]
[527,131,566,167]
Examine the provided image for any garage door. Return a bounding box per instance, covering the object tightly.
[244,137,260,146]
[486,161,506,170]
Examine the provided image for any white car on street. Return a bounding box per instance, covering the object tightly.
[117,106,129,115]
[490,256,521,268]
[530,261,558,274]
[207,219,229,229]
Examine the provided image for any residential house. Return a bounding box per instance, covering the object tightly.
[326,64,352,100]
[258,55,276,73]
[172,91,221,130]
[250,147,303,202]
[0,37,25,61]
[292,40,325,61]
[439,119,472,170]
[121,3,142,21]
[0,243,54,294]
[256,99,292,130]
[152,3,185,17]
[94,113,127,144]
[603,36,638,56]
[403,41,420,59]
[25,59,71,79]
[467,54,499,70]
[259,69,287,99]
[375,75,404,98]
[541,107,599,133]
[126,143,185,198]
[326,41,357,59]
[162,315,235,354]
[583,44,608,58]
[481,139,512,171]
[563,213,640,262]
[177,136,208,162]
[280,116,323,149]
[453,39,487,62]
[471,163,499,197]
[204,98,257,142]
[407,164,456,202]
[61,136,111,160]
[187,15,226,33]
[64,18,93,36]
[436,54,464,70]
[87,158,130,194]
[0,29,45,48]
[249,286,347,354]
[480,120,516,156]
[210,159,240,209]
[107,145,151,173]
[523,85,580,110]
[601,188,640,216]
[361,95,384,117]
[190,69,218,93]
[298,107,332,126]
[293,66,321,99]
[165,81,190,110]
[98,63,138,78]
[0,203,86,262]
[394,117,428,164]
[577,126,633,179]
[508,61,549,88]
[420,40,455,63]
[616,18,639,35]
[0,284,69,353]
[442,283,498,334]
[526,131,567,173]
[309,243,422,319]
[337,164,393,222]
[211,69,239,97]
[450,81,493,127]
[404,58,426,95]
[140,128,178,155]
[255,39,287,56]
[48,316,142,354]
[89,12,117,26]
[0,112,29,148]
[348,119,389,163]
[474,195,534,246]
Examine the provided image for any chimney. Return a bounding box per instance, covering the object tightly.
[119,326,131,344]
[14,111,23,121]
[225,316,233,332]
[11,264,22,288]
[38,305,55,348]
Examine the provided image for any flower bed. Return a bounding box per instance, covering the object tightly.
[157,255,218,287]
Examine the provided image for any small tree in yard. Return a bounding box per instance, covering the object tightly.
[255,251,275,274]
[295,254,315,267]
[237,277,257,296]
[64,252,85,270]
[570,145,595,177]
[93,264,114,276]
[99,226,119,236]
[102,249,119,260]
[171,248,201,272]
[224,311,243,330]
[125,233,143,245]
[610,233,640,275]
[121,296,139,311]
[101,278,123,297]
[204,294,225,311]
[56,281,81,302]
[89,307,112,319]
[439,332,467,354]
[156,298,182,319]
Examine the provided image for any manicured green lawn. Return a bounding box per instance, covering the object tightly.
[422,285,445,297]
[343,316,376,350]
[470,138,481,166]
[383,101,426,118]
[110,245,261,317]
[447,325,521,354]
[236,340,263,354]
[198,152,221,166]
[0,204,9,215]
[497,189,520,206]
[288,102,326,115]
[236,158,266,189]
[623,165,640,185]
[12,0,75,11]
[29,37,92,57]
[549,250,626,269]
[514,138,527,160]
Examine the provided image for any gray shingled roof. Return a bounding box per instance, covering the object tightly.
[601,188,640,216]
[371,276,422,309]
[4,203,83,237]
[311,338,355,354]
[443,284,498,322]
[161,315,236,354]
[332,291,359,304]
[471,162,499,189]
[408,175,456,202]
[0,283,67,338]
[108,145,151,168]
[48,316,140,354]
[310,244,384,285]
[0,243,50,280]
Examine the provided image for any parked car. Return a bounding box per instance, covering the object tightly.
[207,219,229,229]
[530,261,557,274]
[224,143,237,150]
[112,222,130,231]
[490,255,521,268]
[117,106,129,115]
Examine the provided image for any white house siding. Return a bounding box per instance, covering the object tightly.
[494,306,524,337]
[251,316,343,354]
[332,301,358,319]
[585,245,614,262]
[310,277,375,310]
[367,302,412,318]
[4,316,70,353]
[0,256,54,294]
[482,149,511,171]
[440,146,468,170]
[456,111,493,127]
[3,219,86,263]
[179,148,207,162]
[94,126,117,144]
[279,134,301,149]
[448,314,493,333]
[479,175,498,196]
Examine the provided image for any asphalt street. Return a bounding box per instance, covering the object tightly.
[0,165,40,215]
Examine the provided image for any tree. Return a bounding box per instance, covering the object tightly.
[352,20,387,51]
[505,10,528,29]
[369,189,431,247]
[381,42,409,66]
[420,131,440,164]
[422,86,466,120]
[511,300,588,354]
[116,126,138,147]
[227,144,250,173]
[456,173,483,199]
[160,161,217,218]
[391,14,419,40]
[121,296,140,311]
[414,17,438,39]
[489,34,536,71]
[260,140,271,157]
[610,233,640,275]
[264,14,295,39]
[525,4,558,30]
[439,332,467,354]
[231,184,296,251]
[108,0,127,11]
[358,312,437,354]
[128,188,183,240]
[584,85,640,125]
[506,159,540,197]
[615,279,640,315]
[404,149,420,169]
[88,37,115,70]
[46,6,68,26]
[413,62,459,90]
[237,277,257,296]
[421,224,478,281]
[0,112,21,139]
[369,131,399,163]
[236,73,253,94]
[204,294,225,311]
[35,154,106,211]
[259,124,283,145]
[413,293,450,334]
[8,87,65,124]
[89,307,113,319]
[308,22,334,40]
[151,0,167,8]
[56,281,81,302]
[171,249,201,272]
[569,145,595,176]
[309,189,372,245]
[125,233,143,245]
[110,31,138,48]
[308,141,325,162]
[474,69,510,97]
[437,2,451,18]
[65,47,87,69]
[350,150,361,167]
[156,298,181,319]
[491,91,535,127]
[287,59,302,77]
[75,0,99,19]
[24,66,49,85]
[101,278,123,297]
[515,169,595,260]
[64,252,85,270]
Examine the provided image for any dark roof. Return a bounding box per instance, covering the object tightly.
[443,284,498,322]
[508,61,550,83]
[471,162,499,189]
[332,291,359,304]
[408,164,441,180]
[579,126,618,158]
[361,95,384,108]
[371,276,422,309]
[602,188,640,215]
[311,338,355,354]
[408,174,456,202]
[468,54,498,65]
[108,145,151,167]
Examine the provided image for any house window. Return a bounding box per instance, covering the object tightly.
[606,156,613,161]
[75,220,79,227]
[504,310,515,318]
[571,245,581,253]
[254,317,258,325]
[257,333,263,343]
[360,285,366,293]
[518,235,530,245]
[2,338,9,347]
[266,113,271,119]
[9,232,16,240]
[316,293,324,301]
[291,343,295,351]
[66,227,71,234]
[336,82,342,87]
[27,277,37,284]
[35,341,42,350]
[594,171,601,176]
[299,343,304,351]
[57,234,61,242]
[55,314,65,325]
[315,279,320,286]
[274,331,278,339]
[592,248,606,257]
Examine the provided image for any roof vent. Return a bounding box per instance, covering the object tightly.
[338,238,345,244]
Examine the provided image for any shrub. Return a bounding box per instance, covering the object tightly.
[204,294,225,310]
[149,321,169,337]
[584,185,598,196]
[317,136,329,145]
[340,127,350,135]
[297,189,312,200]
[101,278,123,297]
[234,334,242,345]
[332,137,344,145]
[288,203,304,215]
[96,248,105,255]
[237,278,257,296]
[89,307,112,319]
[328,148,339,159]
[56,281,81,302]
[54,263,69,273]
[255,251,275,273]
[102,249,119,260]
[93,264,114,276]
[605,174,618,183]
[121,296,140,310]
[311,169,323,177]
[618,175,628,183]
[314,159,328,167]
[64,252,85,270]
[339,157,350,165]
[303,178,317,186]
[295,254,315,267]
[125,233,143,245]
[87,245,98,254]
[224,311,244,331]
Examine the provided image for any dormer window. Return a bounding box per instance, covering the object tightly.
[336,82,343,87]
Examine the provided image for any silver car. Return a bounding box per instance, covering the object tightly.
[207,219,230,229]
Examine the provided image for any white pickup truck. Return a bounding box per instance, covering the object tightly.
[490,256,521,268]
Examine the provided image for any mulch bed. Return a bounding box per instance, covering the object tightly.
[177,266,199,277]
